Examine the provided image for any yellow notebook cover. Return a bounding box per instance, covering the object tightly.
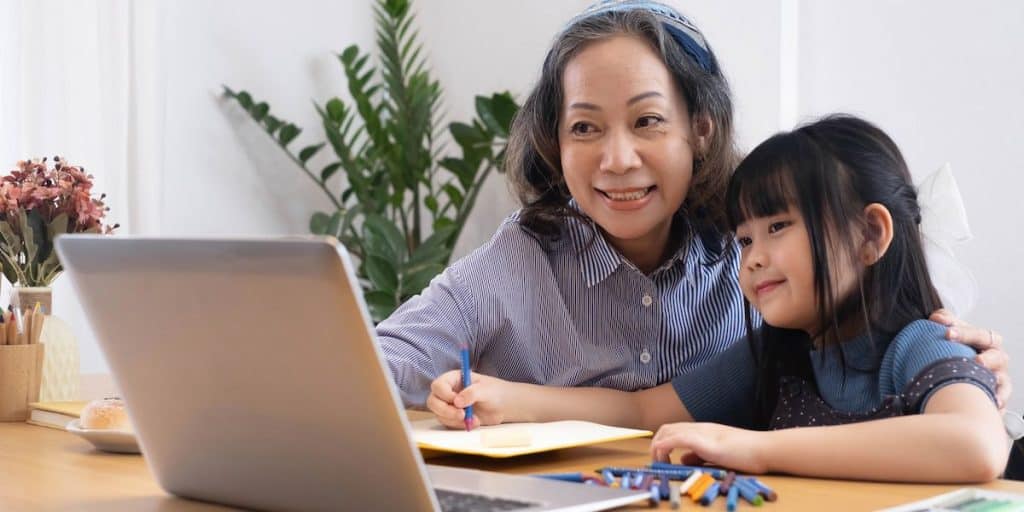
[26,401,87,430]
[412,419,652,458]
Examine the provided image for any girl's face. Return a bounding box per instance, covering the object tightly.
[559,35,699,261]
[735,208,860,334]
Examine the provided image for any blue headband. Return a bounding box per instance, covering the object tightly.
[566,0,716,73]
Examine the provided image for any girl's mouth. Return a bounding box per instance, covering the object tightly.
[598,186,656,201]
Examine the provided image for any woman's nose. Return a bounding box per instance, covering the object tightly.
[599,130,641,175]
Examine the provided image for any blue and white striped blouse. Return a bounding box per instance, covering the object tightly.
[376,211,749,407]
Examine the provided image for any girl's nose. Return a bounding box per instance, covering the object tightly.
[744,243,767,271]
[599,130,641,175]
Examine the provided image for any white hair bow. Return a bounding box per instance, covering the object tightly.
[918,163,977,317]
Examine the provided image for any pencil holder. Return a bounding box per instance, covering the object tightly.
[0,343,45,421]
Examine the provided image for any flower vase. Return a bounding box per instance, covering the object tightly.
[13,287,79,401]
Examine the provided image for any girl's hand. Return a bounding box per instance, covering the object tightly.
[931,309,1012,409]
[426,370,511,430]
[650,422,768,474]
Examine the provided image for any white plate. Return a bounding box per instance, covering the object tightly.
[66,419,141,454]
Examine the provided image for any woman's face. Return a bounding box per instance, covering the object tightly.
[559,35,699,259]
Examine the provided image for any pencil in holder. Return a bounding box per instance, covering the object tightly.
[0,343,45,421]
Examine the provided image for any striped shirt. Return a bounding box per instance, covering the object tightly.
[376,211,749,407]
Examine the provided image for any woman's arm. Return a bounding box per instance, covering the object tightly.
[652,383,1008,483]
[428,371,691,431]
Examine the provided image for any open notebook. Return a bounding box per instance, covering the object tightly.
[412,419,652,458]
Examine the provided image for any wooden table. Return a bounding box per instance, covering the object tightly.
[3,421,1023,511]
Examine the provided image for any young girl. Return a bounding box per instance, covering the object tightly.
[428,115,1009,482]
[377,0,1007,411]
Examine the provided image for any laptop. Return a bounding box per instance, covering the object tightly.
[55,236,650,512]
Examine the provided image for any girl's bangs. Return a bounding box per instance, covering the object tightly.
[727,151,801,229]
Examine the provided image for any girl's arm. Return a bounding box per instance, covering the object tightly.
[427,370,691,431]
[652,383,1008,483]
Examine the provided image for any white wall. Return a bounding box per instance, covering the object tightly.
[797,0,1024,408]
[2,1,1021,407]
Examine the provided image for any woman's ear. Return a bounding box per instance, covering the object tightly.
[692,115,714,156]
[860,203,894,266]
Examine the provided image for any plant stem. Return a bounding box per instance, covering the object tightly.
[278,140,344,211]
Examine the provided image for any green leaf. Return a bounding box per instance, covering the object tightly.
[364,254,399,293]
[340,45,360,65]
[424,195,438,213]
[449,122,483,149]
[326,98,346,122]
[407,224,455,268]
[489,92,519,136]
[433,217,455,232]
[278,124,301,146]
[475,95,502,136]
[309,212,330,234]
[363,290,398,322]
[321,162,343,182]
[263,115,283,133]
[326,210,343,237]
[299,143,325,164]
[250,102,269,121]
[362,214,407,264]
[401,263,444,296]
[442,183,464,209]
[235,90,253,109]
[439,157,476,189]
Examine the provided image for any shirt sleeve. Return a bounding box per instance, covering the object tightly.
[375,264,479,409]
[671,336,758,428]
[884,319,998,412]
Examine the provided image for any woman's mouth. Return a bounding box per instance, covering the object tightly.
[598,186,656,201]
[755,280,785,295]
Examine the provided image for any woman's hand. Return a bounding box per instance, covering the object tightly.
[426,370,513,430]
[650,422,768,474]
[931,309,1011,409]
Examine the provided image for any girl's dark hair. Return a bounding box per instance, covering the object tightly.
[505,6,739,241]
[726,114,944,427]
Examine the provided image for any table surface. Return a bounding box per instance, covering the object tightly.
[3,418,1023,511]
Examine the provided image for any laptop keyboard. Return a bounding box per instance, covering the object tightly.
[434,488,538,512]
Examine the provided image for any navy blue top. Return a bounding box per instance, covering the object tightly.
[671,319,998,429]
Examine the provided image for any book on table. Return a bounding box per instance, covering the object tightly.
[27,401,87,430]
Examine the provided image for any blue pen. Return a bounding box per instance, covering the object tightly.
[734,478,764,506]
[599,466,694,480]
[699,481,721,506]
[726,483,740,511]
[750,477,778,502]
[601,468,615,485]
[460,345,473,431]
[649,462,726,479]
[531,472,585,483]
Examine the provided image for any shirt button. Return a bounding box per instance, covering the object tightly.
[639,350,652,364]
[641,294,653,307]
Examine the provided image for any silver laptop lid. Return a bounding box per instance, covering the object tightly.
[56,236,440,511]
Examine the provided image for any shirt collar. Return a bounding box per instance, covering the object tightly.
[564,201,692,287]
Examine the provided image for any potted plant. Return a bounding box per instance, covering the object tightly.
[0,157,118,400]
[223,0,518,321]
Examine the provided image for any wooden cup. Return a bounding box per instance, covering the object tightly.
[0,343,45,421]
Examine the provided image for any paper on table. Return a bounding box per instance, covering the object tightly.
[411,419,652,458]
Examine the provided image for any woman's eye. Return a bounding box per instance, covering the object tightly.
[768,221,791,234]
[636,115,664,129]
[736,236,752,247]
[570,122,597,136]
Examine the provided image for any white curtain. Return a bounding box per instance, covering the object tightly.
[0,0,164,384]
[0,0,164,234]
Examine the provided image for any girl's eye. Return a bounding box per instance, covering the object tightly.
[736,236,752,247]
[636,115,664,129]
[768,221,792,234]
[569,122,598,136]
